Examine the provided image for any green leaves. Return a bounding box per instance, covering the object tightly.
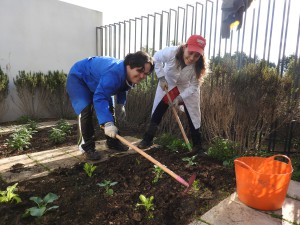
[23,193,59,218]
[152,165,164,184]
[6,126,36,151]
[97,180,118,196]
[83,162,97,177]
[0,183,22,204]
[136,194,155,219]
[182,155,198,166]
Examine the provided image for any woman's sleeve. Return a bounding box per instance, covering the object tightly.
[153,47,176,78]
[180,75,200,99]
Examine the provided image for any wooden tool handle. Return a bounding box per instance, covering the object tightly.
[164,89,192,151]
[116,134,189,187]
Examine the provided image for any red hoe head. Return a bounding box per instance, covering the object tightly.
[183,173,196,194]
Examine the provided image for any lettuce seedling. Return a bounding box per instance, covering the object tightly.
[182,155,197,166]
[83,162,97,177]
[0,183,22,204]
[97,180,118,196]
[136,194,155,219]
[152,165,164,184]
[23,193,59,217]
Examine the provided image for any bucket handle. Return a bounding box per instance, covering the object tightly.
[264,154,292,166]
[234,159,256,173]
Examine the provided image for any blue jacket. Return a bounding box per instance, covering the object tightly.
[66,56,131,125]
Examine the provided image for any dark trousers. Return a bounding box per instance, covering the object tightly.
[150,101,202,147]
[78,104,116,152]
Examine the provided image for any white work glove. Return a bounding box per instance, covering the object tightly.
[159,76,168,91]
[172,95,183,108]
[104,122,118,138]
[115,104,126,121]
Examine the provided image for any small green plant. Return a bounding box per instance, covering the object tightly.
[97,180,118,196]
[6,126,35,151]
[49,128,66,144]
[26,119,38,131]
[191,179,200,192]
[0,183,22,204]
[152,165,164,184]
[17,115,32,124]
[23,193,59,218]
[56,119,72,134]
[182,155,197,166]
[83,162,97,177]
[136,194,155,219]
[207,137,238,164]
[155,133,187,152]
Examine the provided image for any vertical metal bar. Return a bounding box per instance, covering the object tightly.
[207,0,214,58]
[213,0,219,58]
[178,7,185,43]
[147,15,150,53]
[118,22,122,59]
[229,30,233,56]
[109,25,112,56]
[253,0,261,63]
[134,19,138,52]
[263,0,271,60]
[129,20,132,53]
[170,9,177,45]
[186,4,194,40]
[123,21,127,58]
[104,25,108,56]
[113,24,117,57]
[249,9,256,61]
[240,0,248,67]
[162,11,170,46]
[280,0,291,76]
[296,15,300,60]
[155,12,162,51]
[96,27,99,56]
[277,0,287,75]
[195,2,204,35]
[267,0,276,64]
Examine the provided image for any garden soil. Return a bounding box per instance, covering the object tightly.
[0,123,236,225]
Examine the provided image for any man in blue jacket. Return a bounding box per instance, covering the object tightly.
[67,51,154,160]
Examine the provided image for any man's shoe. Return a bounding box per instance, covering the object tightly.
[106,139,129,152]
[84,151,101,160]
[137,139,153,149]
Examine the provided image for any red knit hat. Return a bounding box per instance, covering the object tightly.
[186,35,206,56]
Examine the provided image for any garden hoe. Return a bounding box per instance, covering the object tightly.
[164,88,192,152]
[116,134,196,193]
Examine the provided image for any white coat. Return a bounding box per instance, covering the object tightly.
[152,46,201,129]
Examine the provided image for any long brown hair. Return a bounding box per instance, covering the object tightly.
[175,45,206,81]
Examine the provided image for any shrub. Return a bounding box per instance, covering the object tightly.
[6,126,36,151]
[0,67,9,119]
[207,137,238,164]
[49,128,66,144]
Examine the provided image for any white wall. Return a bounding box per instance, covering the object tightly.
[0,0,102,122]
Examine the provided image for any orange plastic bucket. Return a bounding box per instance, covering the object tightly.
[234,154,293,211]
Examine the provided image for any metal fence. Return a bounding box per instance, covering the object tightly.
[96,0,300,153]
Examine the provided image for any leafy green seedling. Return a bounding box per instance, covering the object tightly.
[191,179,200,192]
[152,165,164,184]
[6,126,36,151]
[23,193,59,217]
[136,194,155,219]
[83,162,97,177]
[97,180,118,196]
[49,128,66,144]
[182,155,197,166]
[0,183,22,204]
[56,119,72,134]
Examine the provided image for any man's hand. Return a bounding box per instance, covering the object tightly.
[159,76,168,91]
[104,122,118,138]
[172,95,183,107]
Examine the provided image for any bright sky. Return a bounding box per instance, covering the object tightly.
[60,0,197,25]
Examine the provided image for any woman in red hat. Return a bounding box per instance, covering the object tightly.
[137,35,207,155]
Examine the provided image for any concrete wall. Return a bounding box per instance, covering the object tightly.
[0,0,102,122]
